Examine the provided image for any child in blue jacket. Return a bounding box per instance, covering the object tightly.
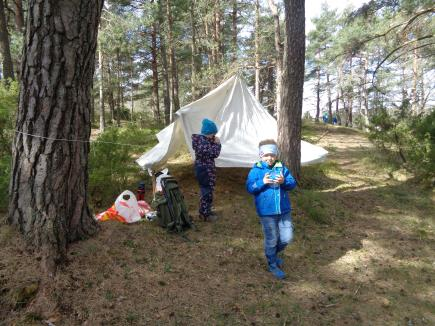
[192,118,221,222]
[246,139,297,279]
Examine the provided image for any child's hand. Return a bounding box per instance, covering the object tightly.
[275,172,284,184]
[263,173,274,184]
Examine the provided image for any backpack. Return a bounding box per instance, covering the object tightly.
[152,176,193,232]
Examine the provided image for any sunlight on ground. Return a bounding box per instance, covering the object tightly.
[416,287,435,304]
[327,239,394,281]
[288,281,325,297]
[321,183,382,193]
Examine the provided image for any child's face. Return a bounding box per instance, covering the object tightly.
[205,134,215,139]
[261,153,277,166]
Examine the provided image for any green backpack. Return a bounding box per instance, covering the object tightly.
[152,177,193,232]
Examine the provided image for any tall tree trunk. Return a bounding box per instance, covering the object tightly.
[254,0,260,100]
[315,66,320,123]
[91,94,95,124]
[130,55,134,121]
[342,95,348,127]
[158,0,171,125]
[13,0,24,32]
[9,0,103,272]
[419,65,425,111]
[107,63,115,124]
[98,42,105,132]
[361,55,369,129]
[0,0,14,81]
[278,0,305,180]
[268,0,283,118]
[348,56,353,126]
[151,3,160,124]
[116,48,122,127]
[166,0,179,121]
[190,0,198,100]
[267,65,275,115]
[401,65,407,103]
[411,47,418,114]
[204,10,214,66]
[335,92,341,125]
[231,0,237,62]
[215,0,223,62]
[327,73,332,124]
[338,61,348,126]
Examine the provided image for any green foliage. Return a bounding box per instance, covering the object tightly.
[88,125,158,209]
[0,81,19,211]
[369,106,435,180]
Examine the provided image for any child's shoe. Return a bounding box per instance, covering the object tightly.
[268,263,286,279]
[199,212,218,222]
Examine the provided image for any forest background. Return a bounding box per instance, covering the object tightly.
[0,0,434,212]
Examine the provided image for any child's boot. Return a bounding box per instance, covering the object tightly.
[268,263,286,279]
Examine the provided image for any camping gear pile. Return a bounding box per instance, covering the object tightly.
[95,172,193,233]
[95,189,155,224]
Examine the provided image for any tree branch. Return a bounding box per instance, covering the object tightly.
[372,34,433,80]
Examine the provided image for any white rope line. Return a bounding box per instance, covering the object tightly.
[14,130,148,147]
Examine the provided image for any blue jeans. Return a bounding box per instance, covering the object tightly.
[260,212,293,266]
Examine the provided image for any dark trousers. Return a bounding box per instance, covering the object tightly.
[194,164,215,217]
[199,185,213,216]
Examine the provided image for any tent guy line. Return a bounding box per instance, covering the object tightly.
[13,130,146,147]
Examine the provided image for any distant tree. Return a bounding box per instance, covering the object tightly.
[8,0,104,273]
[0,0,14,81]
[267,0,283,117]
[12,0,25,33]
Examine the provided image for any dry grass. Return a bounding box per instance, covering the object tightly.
[1,123,434,325]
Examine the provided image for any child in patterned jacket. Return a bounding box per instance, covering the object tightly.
[192,118,222,222]
[246,139,297,279]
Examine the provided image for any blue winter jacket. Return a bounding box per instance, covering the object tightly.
[246,161,297,217]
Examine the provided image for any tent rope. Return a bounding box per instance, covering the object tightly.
[13,129,146,147]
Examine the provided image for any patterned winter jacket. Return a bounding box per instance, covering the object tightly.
[246,160,297,216]
[192,134,222,187]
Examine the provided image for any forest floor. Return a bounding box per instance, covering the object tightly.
[1,123,434,325]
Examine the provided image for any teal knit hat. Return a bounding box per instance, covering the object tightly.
[201,118,218,135]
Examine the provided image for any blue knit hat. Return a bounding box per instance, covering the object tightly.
[201,118,218,135]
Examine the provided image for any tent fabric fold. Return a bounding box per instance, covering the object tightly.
[136,75,328,170]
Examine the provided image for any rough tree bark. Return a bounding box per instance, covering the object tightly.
[278,0,305,180]
[0,0,14,80]
[8,0,104,273]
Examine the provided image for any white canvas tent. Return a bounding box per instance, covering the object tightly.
[136,75,328,171]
